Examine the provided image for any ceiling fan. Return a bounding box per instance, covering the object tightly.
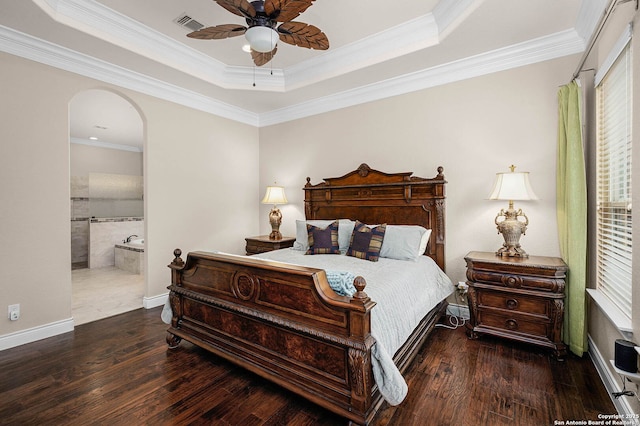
[187,0,329,67]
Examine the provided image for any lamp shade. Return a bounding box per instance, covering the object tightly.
[488,169,538,201]
[245,26,278,53]
[262,186,287,205]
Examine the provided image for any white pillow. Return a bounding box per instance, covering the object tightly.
[379,225,431,261]
[293,219,355,252]
[337,219,355,253]
[418,228,432,256]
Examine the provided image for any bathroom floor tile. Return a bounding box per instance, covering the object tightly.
[72,266,144,325]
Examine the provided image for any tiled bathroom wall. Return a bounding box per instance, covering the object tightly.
[71,176,90,267]
[70,174,144,269]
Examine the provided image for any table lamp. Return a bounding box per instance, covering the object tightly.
[488,165,538,257]
[261,185,288,240]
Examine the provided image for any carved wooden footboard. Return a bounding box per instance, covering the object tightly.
[167,249,380,424]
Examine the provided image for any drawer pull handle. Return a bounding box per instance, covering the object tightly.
[506,299,518,310]
[502,275,523,288]
[505,319,518,330]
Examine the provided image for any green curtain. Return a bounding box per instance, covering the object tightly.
[557,81,588,356]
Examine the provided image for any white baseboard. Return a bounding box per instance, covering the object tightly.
[0,318,74,351]
[588,334,639,422]
[0,293,169,351]
[143,292,168,309]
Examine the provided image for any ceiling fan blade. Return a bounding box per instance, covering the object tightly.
[277,21,329,50]
[214,0,257,19]
[264,0,315,22]
[251,47,278,66]
[187,24,247,40]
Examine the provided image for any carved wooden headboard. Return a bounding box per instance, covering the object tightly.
[303,163,447,271]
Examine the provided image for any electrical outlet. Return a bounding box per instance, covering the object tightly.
[457,281,469,294]
[8,304,19,321]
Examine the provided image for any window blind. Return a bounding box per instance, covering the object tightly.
[596,40,633,318]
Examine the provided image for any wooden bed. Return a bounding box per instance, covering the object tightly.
[166,164,447,425]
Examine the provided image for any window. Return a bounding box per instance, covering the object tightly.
[595,32,632,319]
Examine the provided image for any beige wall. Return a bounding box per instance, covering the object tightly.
[0,53,259,338]
[259,55,578,286]
[0,54,73,335]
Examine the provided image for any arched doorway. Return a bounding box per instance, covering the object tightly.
[69,89,145,325]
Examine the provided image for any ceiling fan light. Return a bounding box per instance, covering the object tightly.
[245,26,277,53]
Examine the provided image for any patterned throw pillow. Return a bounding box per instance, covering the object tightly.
[306,220,340,255]
[346,221,387,261]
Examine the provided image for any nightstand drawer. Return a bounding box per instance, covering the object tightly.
[477,290,550,318]
[476,310,550,339]
[467,270,564,293]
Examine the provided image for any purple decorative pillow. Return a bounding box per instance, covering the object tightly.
[306,221,340,255]
[346,221,387,261]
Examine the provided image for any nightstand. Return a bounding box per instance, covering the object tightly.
[465,251,568,360]
[245,235,295,255]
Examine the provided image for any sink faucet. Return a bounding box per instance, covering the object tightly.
[124,234,138,243]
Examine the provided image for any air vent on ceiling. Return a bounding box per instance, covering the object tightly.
[174,13,205,32]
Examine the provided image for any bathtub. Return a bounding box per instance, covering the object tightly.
[125,238,144,249]
[115,238,145,274]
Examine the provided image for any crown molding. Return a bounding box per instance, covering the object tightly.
[21,0,598,110]
[284,14,439,90]
[287,0,486,90]
[30,0,480,92]
[259,29,585,126]
[0,25,259,126]
[433,0,485,39]
[0,22,584,127]
[32,0,239,88]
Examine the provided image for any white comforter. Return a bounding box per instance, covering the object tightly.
[253,249,454,405]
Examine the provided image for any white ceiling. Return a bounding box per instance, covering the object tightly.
[0,0,604,149]
[70,89,144,150]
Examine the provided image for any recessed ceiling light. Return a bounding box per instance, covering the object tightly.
[89,136,98,140]
[242,44,251,53]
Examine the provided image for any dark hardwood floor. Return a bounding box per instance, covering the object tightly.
[0,307,615,425]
